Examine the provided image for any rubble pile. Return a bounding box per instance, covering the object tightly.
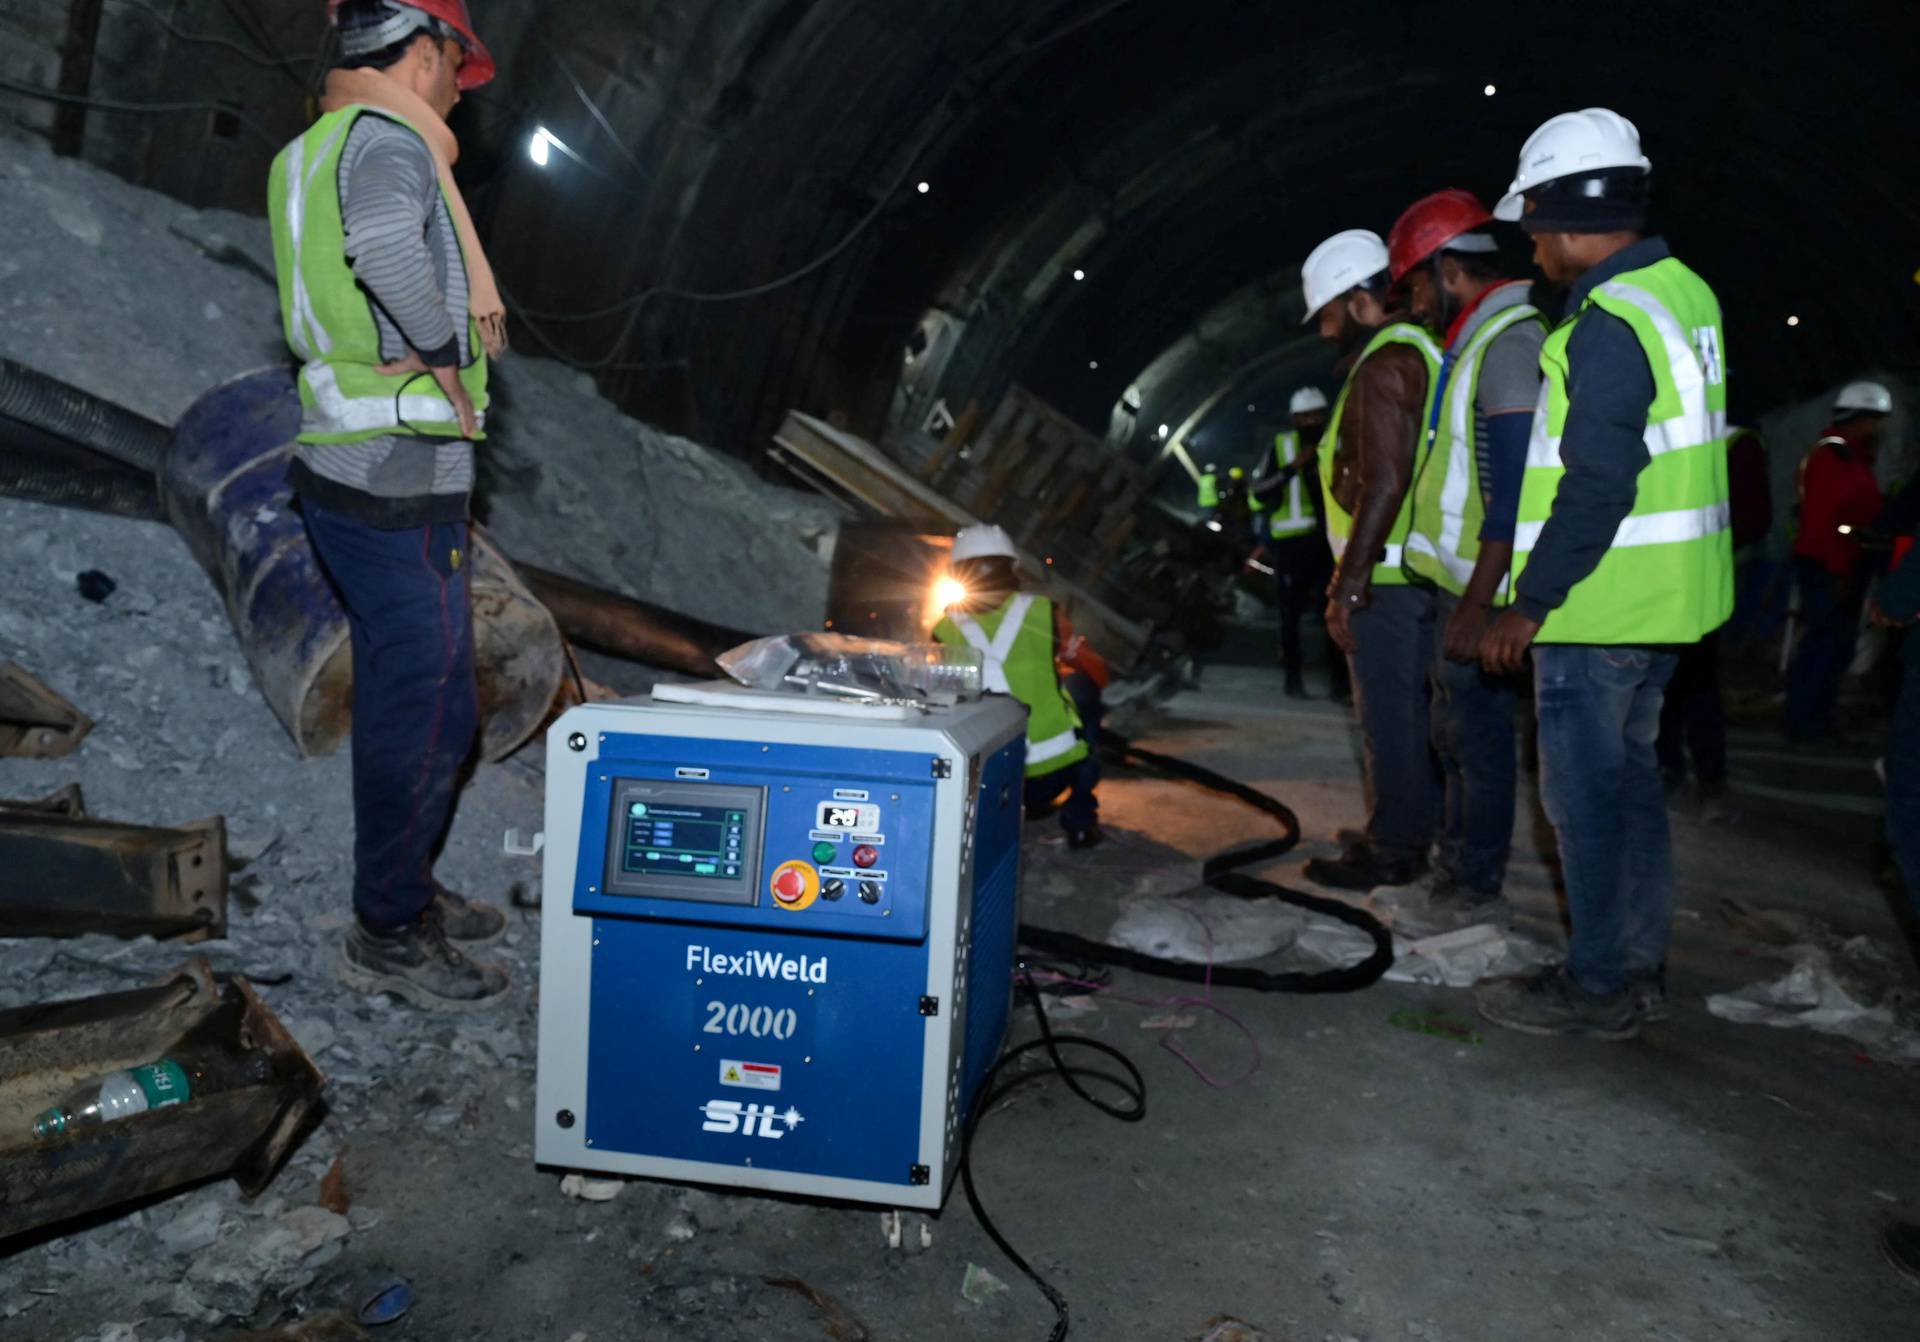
[0,123,841,1333]
[0,127,842,635]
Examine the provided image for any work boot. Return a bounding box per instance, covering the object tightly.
[425,882,508,946]
[1628,965,1670,1022]
[1475,966,1639,1040]
[1304,845,1425,893]
[1881,1222,1920,1286]
[1395,882,1514,939]
[1283,670,1308,699]
[338,919,511,1012]
[1066,823,1104,851]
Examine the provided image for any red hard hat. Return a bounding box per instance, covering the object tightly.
[328,0,496,90]
[1387,189,1495,283]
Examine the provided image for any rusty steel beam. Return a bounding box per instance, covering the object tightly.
[0,664,93,759]
[0,960,325,1242]
[516,562,751,676]
[0,794,227,941]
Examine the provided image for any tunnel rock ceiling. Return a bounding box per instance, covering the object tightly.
[454,0,1920,465]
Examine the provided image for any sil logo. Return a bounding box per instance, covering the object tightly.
[700,1099,805,1139]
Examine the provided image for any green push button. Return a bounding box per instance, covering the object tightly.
[811,840,838,864]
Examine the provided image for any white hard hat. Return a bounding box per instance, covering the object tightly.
[950,523,1018,562]
[1300,229,1390,324]
[1493,108,1651,221]
[1834,380,1893,415]
[1289,387,1329,415]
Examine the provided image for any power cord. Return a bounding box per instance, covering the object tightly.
[958,973,1146,1342]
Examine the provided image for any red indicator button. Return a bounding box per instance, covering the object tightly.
[852,844,880,869]
[772,867,807,903]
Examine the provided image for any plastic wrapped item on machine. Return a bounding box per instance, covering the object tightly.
[718,632,983,706]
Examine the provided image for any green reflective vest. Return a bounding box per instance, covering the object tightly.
[1253,431,1317,539]
[933,593,1087,778]
[1317,322,1442,586]
[1512,257,1733,644]
[268,106,489,445]
[1196,471,1221,510]
[1403,303,1546,598]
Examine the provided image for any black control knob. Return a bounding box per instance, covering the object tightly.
[821,878,846,901]
[858,880,882,905]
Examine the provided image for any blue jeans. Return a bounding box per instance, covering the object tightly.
[1026,671,1102,834]
[1785,557,1861,739]
[1430,592,1517,895]
[1347,585,1440,863]
[303,504,479,932]
[1533,644,1678,995]
[1889,626,1920,912]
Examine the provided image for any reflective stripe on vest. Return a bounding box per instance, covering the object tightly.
[933,594,1087,777]
[1511,258,1733,645]
[1265,431,1316,539]
[1317,322,1441,586]
[268,106,489,446]
[1403,303,1544,598]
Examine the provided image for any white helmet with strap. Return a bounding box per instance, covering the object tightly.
[1494,107,1651,221]
[1289,386,1329,415]
[1300,230,1390,325]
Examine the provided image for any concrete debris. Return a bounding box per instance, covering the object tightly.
[1386,924,1556,989]
[1190,1318,1273,1342]
[175,1206,352,1323]
[560,1173,626,1202]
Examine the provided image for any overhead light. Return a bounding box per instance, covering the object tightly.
[916,181,930,194]
[528,127,552,167]
[1483,83,1497,96]
[1088,360,1099,370]
[1072,268,1086,281]
[1786,314,1800,326]
[1247,403,1256,412]
[1204,519,1223,532]
[1838,524,1854,535]
[1157,423,1170,439]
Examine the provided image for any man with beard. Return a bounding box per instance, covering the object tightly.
[1388,190,1545,936]
[1298,229,1442,890]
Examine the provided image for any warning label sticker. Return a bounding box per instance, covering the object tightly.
[719,1059,782,1092]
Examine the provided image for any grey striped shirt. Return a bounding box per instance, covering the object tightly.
[291,112,474,526]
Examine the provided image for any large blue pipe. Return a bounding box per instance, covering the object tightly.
[160,366,565,761]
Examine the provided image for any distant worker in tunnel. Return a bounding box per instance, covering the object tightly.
[934,525,1106,849]
[1299,229,1442,890]
[1783,380,1892,746]
[1475,108,1732,1039]
[1246,387,1347,699]
[268,0,512,1010]
[1195,462,1223,528]
[1389,189,1546,936]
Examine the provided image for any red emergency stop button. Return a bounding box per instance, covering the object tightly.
[852,844,880,869]
[768,860,820,910]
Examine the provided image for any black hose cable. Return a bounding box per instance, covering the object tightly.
[1016,731,1396,993]
[959,975,1146,1342]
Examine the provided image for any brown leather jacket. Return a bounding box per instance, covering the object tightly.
[1327,332,1431,600]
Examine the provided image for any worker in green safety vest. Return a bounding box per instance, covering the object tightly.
[1245,388,1345,699]
[933,524,1106,849]
[1474,108,1733,1040]
[1296,228,1443,893]
[1195,463,1223,529]
[1387,189,1547,940]
[267,0,512,1012]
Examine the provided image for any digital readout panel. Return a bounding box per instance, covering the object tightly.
[602,780,766,906]
[815,801,881,833]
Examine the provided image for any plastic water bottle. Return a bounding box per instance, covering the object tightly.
[32,1045,271,1141]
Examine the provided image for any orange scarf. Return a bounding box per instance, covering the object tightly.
[321,67,508,358]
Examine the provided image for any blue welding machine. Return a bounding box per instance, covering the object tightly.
[535,682,1028,1208]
